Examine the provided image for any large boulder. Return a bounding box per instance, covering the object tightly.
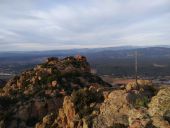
[57,96,77,128]
[128,108,151,128]
[93,90,130,128]
[92,87,154,128]
[148,87,170,128]
[126,80,156,99]
[36,96,79,128]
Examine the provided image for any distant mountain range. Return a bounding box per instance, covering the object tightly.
[0,46,170,77]
[0,45,170,57]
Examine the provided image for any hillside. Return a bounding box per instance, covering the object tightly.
[0,55,110,128]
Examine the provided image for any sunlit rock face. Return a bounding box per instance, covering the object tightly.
[148,87,170,128]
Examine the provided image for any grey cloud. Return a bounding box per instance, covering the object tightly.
[0,0,170,51]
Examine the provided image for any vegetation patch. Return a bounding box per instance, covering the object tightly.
[72,88,104,118]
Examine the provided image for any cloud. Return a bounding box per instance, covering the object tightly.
[0,0,170,51]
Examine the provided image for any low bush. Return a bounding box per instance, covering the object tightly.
[26,117,39,127]
[135,96,149,108]
[72,88,104,117]
[0,96,18,110]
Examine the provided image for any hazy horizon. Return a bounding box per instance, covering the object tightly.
[0,0,170,51]
[0,44,170,53]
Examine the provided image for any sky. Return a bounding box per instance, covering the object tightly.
[0,0,170,51]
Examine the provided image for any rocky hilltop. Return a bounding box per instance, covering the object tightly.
[0,55,170,128]
[0,55,110,128]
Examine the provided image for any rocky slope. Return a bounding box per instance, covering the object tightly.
[0,55,110,128]
[35,80,170,128]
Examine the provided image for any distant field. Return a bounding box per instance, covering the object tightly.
[89,57,170,77]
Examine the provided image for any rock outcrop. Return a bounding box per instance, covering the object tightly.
[36,87,104,128]
[148,87,170,128]
[35,80,160,128]
[0,56,110,128]
[92,88,153,128]
[93,90,130,128]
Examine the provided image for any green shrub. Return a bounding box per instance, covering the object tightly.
[1,111,14,125]
[41,63,53,68]
[47,76,56,83]
[23,80,30,87]
[61,72,81,78]
[26,117,39,127]
[53,69,61,77]
[72,88,104,117]
[72,61,81,68]
[135,96,149,108]
[39,75,48,85]
[163,110,170,123]
[0,96,18,110]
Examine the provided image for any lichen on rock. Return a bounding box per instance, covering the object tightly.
[148,87,170,128]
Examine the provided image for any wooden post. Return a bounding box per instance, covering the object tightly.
[135,50,138,86]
